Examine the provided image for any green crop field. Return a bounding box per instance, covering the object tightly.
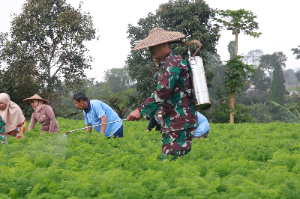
[1,118,300,198]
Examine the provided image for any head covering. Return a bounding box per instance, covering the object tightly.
[23,94,49,106]
[24,94,48,112]
[0,93,25,133]
[134,27,185,50]
[32,100,46,112]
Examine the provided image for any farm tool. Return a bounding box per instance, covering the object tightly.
[64,119,127,136]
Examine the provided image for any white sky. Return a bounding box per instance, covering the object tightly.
[1,0,299,81]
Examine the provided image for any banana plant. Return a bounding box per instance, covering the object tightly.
[270,101,300,123]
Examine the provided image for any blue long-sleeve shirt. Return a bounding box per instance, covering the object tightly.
[194,112,210,136]
[84,100,122,137]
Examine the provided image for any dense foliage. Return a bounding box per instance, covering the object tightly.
[291,45,300,60]
[1,118,300,198]
[0,0,96,104]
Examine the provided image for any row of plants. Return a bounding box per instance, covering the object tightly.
[1,118,300,198]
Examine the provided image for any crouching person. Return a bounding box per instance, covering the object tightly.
[73,92,123,138]
[0,93,26,139]
[193,112,210,139]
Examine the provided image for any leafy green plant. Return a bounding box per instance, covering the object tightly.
[224,55,256,123]
[1,118,300,198]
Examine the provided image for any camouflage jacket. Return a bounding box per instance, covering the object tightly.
[0,115,6,133]
[138,50,197,133]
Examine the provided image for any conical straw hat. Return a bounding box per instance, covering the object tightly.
[134,27,185,50]
[23,94,49,105]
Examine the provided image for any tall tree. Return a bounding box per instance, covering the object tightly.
[268,61,286,121]
[216,9,262,123]
[291,45,300,60]
[268,57,286,105]
[126,0,220,102]
[0,0,96,102]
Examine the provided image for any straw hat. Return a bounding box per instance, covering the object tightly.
[134,27,185,50]
[23,94,49,105]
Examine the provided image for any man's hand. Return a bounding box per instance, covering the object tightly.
[86,125,92,133]
[127,109,142,121]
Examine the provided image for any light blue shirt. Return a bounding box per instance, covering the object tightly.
[84,100,122,137]
[194,112,210,136]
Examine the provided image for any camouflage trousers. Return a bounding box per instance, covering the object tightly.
[0,133,6,145]
[161,127,196,161]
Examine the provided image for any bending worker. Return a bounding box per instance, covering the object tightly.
[72,92,123,138]
[24,94,59,134]
[194,112,210,139]
[0,93,26,139]
[127,28,198,161]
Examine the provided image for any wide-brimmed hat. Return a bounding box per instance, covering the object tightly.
[23,94,49,105]
[134,27,185,50]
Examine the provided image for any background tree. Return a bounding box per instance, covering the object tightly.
[291,45,300,60]
[295,70,300,85]
[283,69,297,86]
[126,0,220,103]
[268,60,286,121]
[259,52,287,77]
[242,49,263,68]
[103,67,133,93]
[0,0,96,103]
[251,68,271,92]
[216,9,262,123]
[206,52,226,104]
[268,61,286,105]
[100,87,137,119]
[86,67,137,119]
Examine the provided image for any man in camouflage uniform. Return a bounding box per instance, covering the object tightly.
[0,115,6,144]
[127,28,198,161]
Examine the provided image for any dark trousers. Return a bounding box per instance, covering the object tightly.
[108,125,123,139]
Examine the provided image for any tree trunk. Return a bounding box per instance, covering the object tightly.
[229,27,239,124]
[47,67,51,102]
[230,91,235,123]
[235,27,238,56]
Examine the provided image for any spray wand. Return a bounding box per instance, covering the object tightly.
[64,119,127,136]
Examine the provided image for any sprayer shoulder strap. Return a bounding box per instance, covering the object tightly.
[175,81,196,102]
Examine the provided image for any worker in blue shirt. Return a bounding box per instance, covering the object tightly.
[194,112,210,139]
[72,92,123,138]
[147,111,210,139]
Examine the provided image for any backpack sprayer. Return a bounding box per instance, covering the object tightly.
[171,40,211,110]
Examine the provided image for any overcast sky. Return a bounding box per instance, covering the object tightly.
[1,0,299,81]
